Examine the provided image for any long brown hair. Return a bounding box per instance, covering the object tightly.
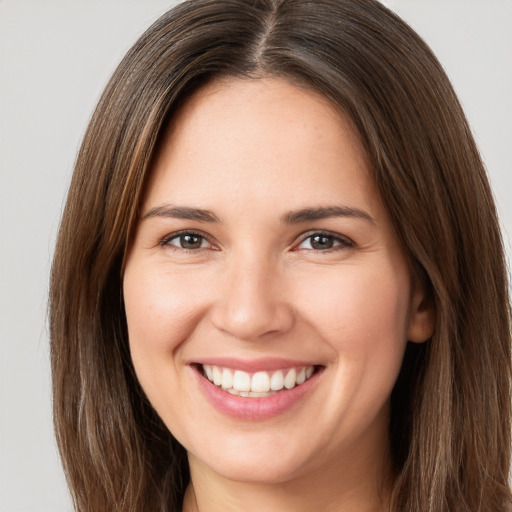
[50,1,512,510]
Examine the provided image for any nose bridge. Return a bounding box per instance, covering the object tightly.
[211,246,293,341]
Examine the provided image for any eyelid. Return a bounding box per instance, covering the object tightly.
[294,230,355,250]
[157,229,353,253]
[159,229,217,250]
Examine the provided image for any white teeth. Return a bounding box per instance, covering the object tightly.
[270,370,284,391]
[233,370,251,392]
[284,368,296,389]
[221,368,233,389]
[250,391,274,397]
[212,366,222,386]
[202,364,316,396]
[251,371,270,392]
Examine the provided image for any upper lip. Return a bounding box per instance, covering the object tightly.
[190,357,321,372]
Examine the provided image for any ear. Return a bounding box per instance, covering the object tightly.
[407,281,435,343]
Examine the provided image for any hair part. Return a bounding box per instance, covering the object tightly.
[50,1,512,511]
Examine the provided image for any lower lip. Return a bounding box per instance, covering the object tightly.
[193,366,322,421]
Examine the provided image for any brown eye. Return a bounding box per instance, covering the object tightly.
[164,232,210,250]
[180,234,203,249]
[310,235,335,250]
[296,232,353,251]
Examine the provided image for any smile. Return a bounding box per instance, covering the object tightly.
[202,365,316,397]
[193,361,323,420]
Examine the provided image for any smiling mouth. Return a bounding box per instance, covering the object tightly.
[199,364,319,397]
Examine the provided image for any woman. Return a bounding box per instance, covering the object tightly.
[49,0,512,511]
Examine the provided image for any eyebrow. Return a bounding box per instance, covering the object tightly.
[142,204,374,225]
[142,205,220,223]
[282,206,375,225]
[142,205,375,224]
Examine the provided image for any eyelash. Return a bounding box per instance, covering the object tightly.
[295,230,355,252]
[159,230,215,252]
[159,230,354,253]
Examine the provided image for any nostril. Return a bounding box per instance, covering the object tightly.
[210,301,295,342]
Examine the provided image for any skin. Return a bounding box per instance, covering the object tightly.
[123,77,434,512]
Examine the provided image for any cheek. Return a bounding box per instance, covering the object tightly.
[124,263,206,349]
[122,261,216,432]
[311,265,411,433]
[299,262,410,339]
[295,261,411,396]
[122,262,205,398]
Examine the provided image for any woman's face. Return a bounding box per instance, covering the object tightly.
[123,78,432,486]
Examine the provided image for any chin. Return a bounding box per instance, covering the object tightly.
[187,432,318,485]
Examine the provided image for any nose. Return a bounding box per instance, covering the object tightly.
[210,252,295,341]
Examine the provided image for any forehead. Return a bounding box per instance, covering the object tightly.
[143,77,379,218]
[162,76,366,164]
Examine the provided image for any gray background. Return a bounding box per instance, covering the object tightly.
[1,1,510,510]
